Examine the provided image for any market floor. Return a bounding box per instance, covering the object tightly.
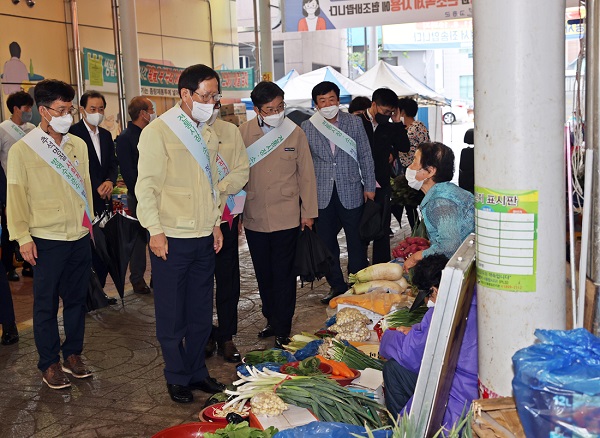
[0,220,411,438]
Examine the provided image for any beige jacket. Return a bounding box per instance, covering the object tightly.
[211,119,249,219]
[239,117,318,233]
[7,128,94,245]
[135,109,220,238]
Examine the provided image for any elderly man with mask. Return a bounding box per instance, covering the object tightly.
[301,81,376,304]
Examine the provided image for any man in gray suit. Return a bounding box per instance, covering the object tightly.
[302,81,376,304]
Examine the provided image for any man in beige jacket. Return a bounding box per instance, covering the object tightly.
[239,81,318,349]
[136,64,225,404]
[7,79,94,389]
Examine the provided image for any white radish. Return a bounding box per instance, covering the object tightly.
[351,280,405,295]
[349,263,404,284]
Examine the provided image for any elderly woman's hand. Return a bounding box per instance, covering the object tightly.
[403,250,424,272]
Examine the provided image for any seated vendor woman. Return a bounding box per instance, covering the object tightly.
[379,254,478,429]
[403,142,474,271]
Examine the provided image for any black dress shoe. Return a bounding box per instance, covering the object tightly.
[105,295,118,305]
[21,267,33,278]
[1,323,19,346]
[274,336,291,349]
[167,383,193,403]
[188,376,226,394]
[218,340,241,363]
[258,325,275,338]
[132,281,151,294]
[6,270,19,282]
[320,288,345,305]
[205,337,217,357]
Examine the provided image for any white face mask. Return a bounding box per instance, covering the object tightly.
[144,111,157,123]
[185,97,215,124]
[47,113,73,134]
[263,111,285,128]
[85,111,104,127]
[319,105,339,120]
[405,167,425,191]
[207,109,220,126]
[426,299,435,308]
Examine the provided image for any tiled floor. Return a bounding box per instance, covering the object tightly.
[0,221,409,437]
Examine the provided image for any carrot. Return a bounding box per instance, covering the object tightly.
[348,263,403,284]
[317,355,354,378]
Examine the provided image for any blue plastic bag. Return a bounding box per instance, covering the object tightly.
[293,340,323,361]
[273,421,391,438]
[512,328,600,437]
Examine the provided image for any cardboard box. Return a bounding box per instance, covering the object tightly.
[249,404,318,431]
[221,114,247,126]
[471,397,525,437]
[234,102,247,115]
[347,368,385,405]
[220,103,235,116]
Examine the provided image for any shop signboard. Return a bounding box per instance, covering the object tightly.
[282,0,472,33]
[219,69,254,91]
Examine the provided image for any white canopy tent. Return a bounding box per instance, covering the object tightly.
[355,60,450,106]
[281,66,374,107]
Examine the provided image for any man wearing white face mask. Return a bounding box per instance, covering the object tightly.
[70,91,119,297]
[7,79,95,389]
[115,96,156,295]
[136,64,226,404]
[239,81,318,349]
[0,91,36,281]
[301,81,376,304]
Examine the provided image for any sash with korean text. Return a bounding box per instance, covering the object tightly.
[160,105,216,202]
[0,120,26,143]
[21,127,93,235]
[215,153,246,227]
[246,117,296,167]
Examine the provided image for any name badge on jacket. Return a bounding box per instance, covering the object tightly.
[284,147,295,152]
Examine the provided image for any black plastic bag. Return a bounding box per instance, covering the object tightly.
[294,227,333,283]
[359,198,384,241]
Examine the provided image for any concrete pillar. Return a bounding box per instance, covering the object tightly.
[120,0,141,108]
[474,0,566,396]
[258,0,273,81]
[368,26,378,69]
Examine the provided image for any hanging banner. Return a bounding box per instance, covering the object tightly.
[475,187,538,293]
[219,69,254,91]
[83,48,184,97]
[282,0,472,33]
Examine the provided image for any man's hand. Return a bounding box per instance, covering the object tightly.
[301,217,314,231]
[364,191,375,202]
[19,241,38,266]
[403,250,424,272]
[97,181,114,200]
[213,226,223,253]
[150,233,168,260]
[398,326,411,335]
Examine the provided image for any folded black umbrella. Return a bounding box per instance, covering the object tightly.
[86,267,109,312]
[294,227,333,284]
[92,212,140,304]
[359,199,384,241]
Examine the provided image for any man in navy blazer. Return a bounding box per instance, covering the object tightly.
[302,81,377,304]
[69,91,118,294]
[69,90,118,218]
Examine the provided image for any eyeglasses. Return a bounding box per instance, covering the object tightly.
[260,102,287,116]
[192,91,222,103]
[44,105,77,117]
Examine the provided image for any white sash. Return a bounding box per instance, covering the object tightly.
[246,117,296,167]
[309,111,363,182]
[0,120,26,143]
[21,127,93,229]
[215,153,246,214]
[160,105,216,201]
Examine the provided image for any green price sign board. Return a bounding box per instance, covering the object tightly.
[474,187,538,292]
